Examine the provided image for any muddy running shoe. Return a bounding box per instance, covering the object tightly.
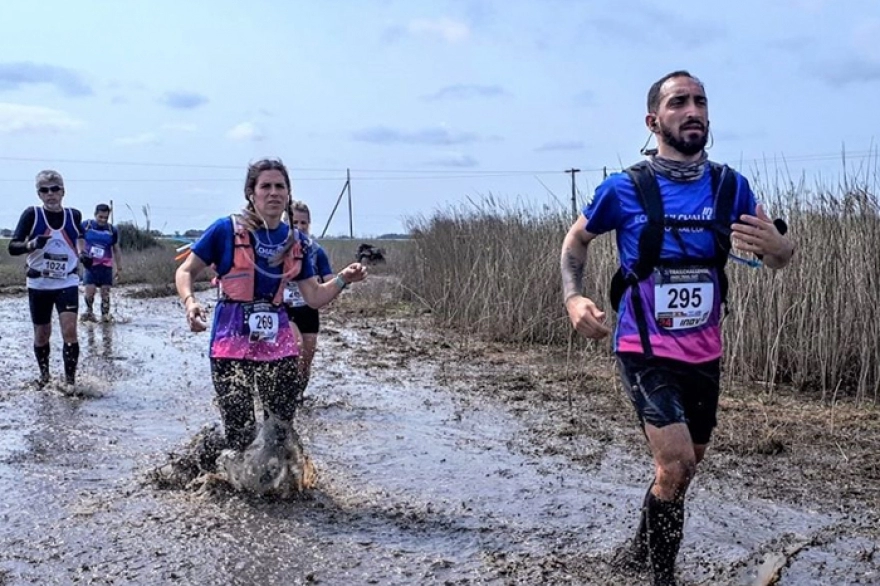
[80,312,97,323]
[611,537,649,574]
[101,314,113,323]
[650,567,679,586]
[151,458,200,490]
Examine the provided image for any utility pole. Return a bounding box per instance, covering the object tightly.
[565,168,580,221]
[346,168,353,239]
[320,172,350,239]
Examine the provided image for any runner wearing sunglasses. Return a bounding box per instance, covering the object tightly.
[8,170,90,392]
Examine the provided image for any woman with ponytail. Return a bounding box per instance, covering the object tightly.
[175,159,367,461]
[283,200,335,404]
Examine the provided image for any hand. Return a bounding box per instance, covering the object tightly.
[28,235,50,250]
[185,299,208,332]
[78,252,93,269]
[731,204,792,259]
[339,262,368,285]
[565,295,612,340]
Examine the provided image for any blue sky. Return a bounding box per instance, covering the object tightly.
[1,0,878,236]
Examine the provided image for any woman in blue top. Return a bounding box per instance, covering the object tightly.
[175,159,367,453]
[283,200,335,403]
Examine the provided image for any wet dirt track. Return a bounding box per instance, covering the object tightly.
[0,288,878,585]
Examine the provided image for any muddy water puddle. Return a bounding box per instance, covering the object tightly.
[0,291,877,585]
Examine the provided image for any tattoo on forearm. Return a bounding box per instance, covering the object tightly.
[561,248,586,301]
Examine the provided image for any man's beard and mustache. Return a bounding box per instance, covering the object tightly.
[659,120,709,156]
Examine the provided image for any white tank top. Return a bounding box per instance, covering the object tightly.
[26,207,80,290]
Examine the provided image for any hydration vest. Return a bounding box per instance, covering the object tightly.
[219,217,304,305]
[608,161,737,359]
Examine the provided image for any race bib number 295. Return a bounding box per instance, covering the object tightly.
[653,267,714,330]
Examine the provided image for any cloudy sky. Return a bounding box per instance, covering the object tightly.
[1,0,878,236]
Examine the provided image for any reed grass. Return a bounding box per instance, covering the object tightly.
[400,176,880,403]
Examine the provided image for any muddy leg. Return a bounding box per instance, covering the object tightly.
[256,356,300,423]
[60,311,79,387]
[614,477,654,572]
[296,333,318,403]
[645,492,685,586]
[644,422,695,586]
[211,359,258,451]
[100,287,111,321]
[62,342,79,386]
[83,284,96,321]
[34,344,51,385]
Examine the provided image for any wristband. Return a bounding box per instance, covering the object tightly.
[182,294,196,306]
[334,275,348,290]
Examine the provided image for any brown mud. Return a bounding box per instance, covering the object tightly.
[0,279,877,585]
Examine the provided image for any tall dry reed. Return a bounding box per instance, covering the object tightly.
[401,177,880,404]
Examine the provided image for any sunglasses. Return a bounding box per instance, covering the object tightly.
[38,185,63,194]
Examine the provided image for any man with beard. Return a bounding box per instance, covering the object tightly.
[559,71,794,585]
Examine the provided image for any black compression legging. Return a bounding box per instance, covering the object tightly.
[210,357,302,451]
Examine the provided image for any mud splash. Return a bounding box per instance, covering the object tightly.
[0,287,877,585]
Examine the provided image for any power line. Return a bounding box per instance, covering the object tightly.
[0,172,589,182]
[0,155,578,175]
[0,149,877,183]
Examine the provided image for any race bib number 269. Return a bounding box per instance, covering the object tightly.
[243,302,280,343]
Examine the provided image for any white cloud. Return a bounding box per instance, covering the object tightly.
[0,102,84,134]
[852,19,880,62]
[227,121,265,142]
[425,152,478,167]
[161,123,197,132]
[408,18,470,43]
[114,132,161,146]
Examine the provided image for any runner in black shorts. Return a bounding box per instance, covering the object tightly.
[283,200,335,403]
[8,170,90,391]
[81,203,122,323]
[561,72,795,585]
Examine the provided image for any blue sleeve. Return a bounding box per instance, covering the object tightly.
[736,174,758,219]
[315,245,333,277]
[190,217,234,274]
[583,176,623,235]
[294,232,316,281]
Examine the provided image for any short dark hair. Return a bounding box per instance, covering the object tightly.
[646,70,704,112]
[95,203,111,214]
